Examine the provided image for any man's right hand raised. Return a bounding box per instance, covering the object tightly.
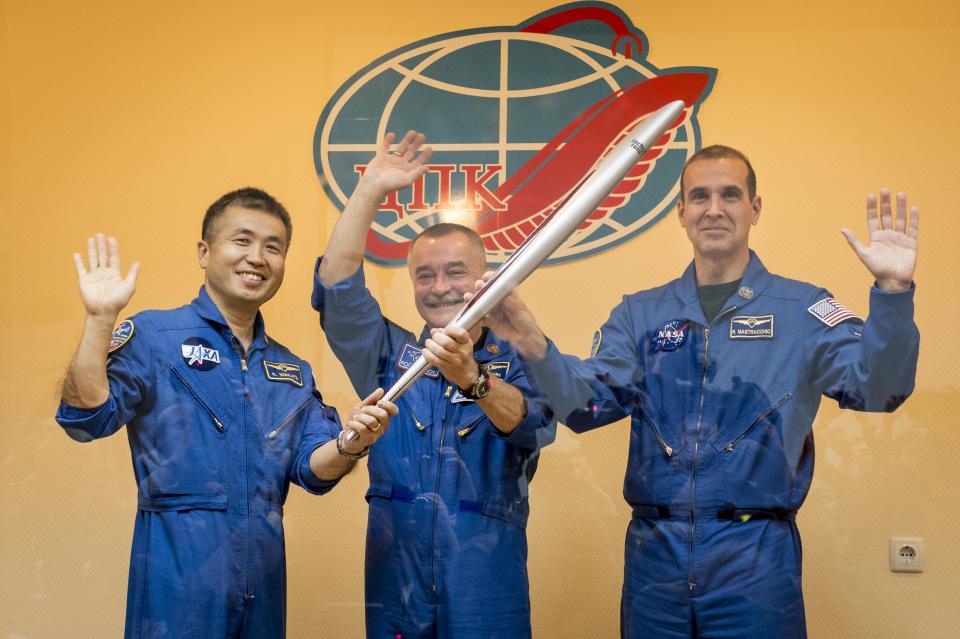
[357,130,433,199]
[319,131,433,286]
[73,233,139,321]
[63,233,140,408]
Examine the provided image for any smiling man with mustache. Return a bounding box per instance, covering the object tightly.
[313,131,556,639]
[479,144,921,638]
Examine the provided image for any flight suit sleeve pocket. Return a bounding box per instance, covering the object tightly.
[138,494,228,512]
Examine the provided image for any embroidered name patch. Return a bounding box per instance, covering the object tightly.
[807,297,861,327]
[108,319,135,353]
[263,360,304,387]
[397,343,439,378]
[181,338,221,371]
[730,315,774,339]
[651,320,688,352]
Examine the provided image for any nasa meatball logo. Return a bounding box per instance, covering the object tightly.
[652,319,688,352]
[315,2,715,266]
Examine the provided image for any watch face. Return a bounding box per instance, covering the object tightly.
[474,371,492,399]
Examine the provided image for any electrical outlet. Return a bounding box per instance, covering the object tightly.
[889,537,924,572]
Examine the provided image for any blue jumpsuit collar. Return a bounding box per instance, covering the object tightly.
[676,250,772,325]
[190,286,269,349]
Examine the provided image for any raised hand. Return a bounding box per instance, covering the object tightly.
[359,130,433,197]
[73,233,140,319]
[841,189,919,292]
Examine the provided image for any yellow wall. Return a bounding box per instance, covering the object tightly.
[2,1,958,636]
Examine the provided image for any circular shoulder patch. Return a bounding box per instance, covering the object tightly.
[108,319,135,353]
[590,329,603,357]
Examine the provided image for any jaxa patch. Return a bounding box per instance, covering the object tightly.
[397,343,439,378]
[590,330,602,357]
[181,337,221,371]
[263,360,304,387]
[108,319,135,353]
[651,320,688,352]
[807,297,861,327]
[730,315,774,339]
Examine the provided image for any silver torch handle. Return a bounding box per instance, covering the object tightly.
[348,99,685,441]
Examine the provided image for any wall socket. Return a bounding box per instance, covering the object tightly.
[889,537,924,573]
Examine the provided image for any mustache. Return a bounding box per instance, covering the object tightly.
[423,293,464,308]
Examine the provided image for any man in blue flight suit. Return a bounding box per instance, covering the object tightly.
[56,188,397,638]
[476,146,921,638]
[313,132,556,638]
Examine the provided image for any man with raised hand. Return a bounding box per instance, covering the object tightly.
[57,188,396,638]
[476,146,920,638]
[313,132,556,638]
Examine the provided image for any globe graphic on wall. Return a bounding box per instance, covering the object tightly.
[315,23,712,265]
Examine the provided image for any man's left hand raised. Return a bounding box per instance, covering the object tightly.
[841,188,919,292]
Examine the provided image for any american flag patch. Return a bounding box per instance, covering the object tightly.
[807,297,861,327]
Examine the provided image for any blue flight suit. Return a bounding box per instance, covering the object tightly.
[312,259,556,639]
[56,287,342,639]
[523,252,919,638]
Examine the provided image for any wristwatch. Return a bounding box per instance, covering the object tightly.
[459,363,492,400]
[336,429,370,460]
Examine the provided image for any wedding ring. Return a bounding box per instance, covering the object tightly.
[389,150,404,157]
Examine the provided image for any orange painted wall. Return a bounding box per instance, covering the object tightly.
[2,1,958,637]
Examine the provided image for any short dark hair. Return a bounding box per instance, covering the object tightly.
[202,187,293,247]
[680,145,757,201]
[408,223,487,265]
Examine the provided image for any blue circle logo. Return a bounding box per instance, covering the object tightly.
[315,3,715,265]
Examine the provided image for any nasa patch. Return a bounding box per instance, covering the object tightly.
[181,337,221,371]
[397,343,439,379]
[108,319,135,353]
[651,319,688,352]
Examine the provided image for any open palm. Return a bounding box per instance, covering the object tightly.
[362,130,433,194]
[841,189,919,291]
[73,234,139,318]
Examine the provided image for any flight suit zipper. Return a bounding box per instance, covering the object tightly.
[168,364,225,432]
[266,396,314,440]
[641,412,674,457]
[430,383,454,595]
[722,393,794,452]
[231,336,253,602]
[689,305,736,591]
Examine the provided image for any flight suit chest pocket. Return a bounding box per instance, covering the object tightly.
[453,401,485,438]
[262,392,315,441]
[167,363,229,433]
[710,384,794,454]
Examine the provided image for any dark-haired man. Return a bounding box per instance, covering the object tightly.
[479,146,921,638]
[57,188,396,638]
[314,133,556,638]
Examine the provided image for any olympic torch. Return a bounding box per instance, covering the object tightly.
[349,99,685,437]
